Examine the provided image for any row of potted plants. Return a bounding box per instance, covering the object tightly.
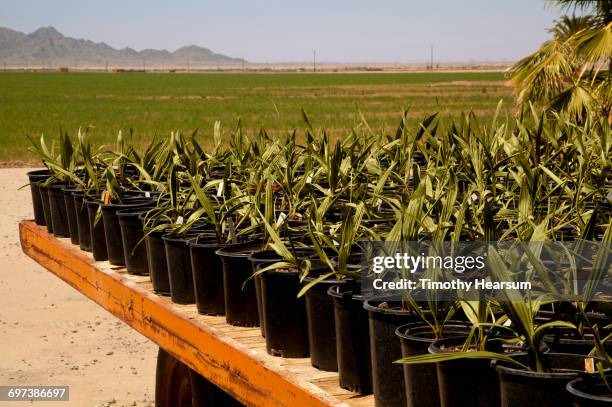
[26,108,611,406]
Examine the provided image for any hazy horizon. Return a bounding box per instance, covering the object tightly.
[2,0,565,64]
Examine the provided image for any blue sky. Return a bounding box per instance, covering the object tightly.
[1,0,564,63]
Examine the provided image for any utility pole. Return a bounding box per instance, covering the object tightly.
[313,50,316,73]
[242,57,245,71]
[430,44,434,71]
[143,58,146,71]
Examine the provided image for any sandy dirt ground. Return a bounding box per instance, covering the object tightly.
[0,168,157,407]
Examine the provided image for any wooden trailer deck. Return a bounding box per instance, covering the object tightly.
[19,220,374,407]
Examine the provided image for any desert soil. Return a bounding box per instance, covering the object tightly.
[0,169,157,407]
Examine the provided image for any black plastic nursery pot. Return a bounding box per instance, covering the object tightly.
[544,326,611,356]
[26,169,52,225]
[39,185,53,233]
[328,285,372,395]
[545,335,606,356]
[364,296,416,407]
[144,228,171,295]
[567,374,612,406]
[117,207,151,275]
[63,187,81,244]
[101,201,152,266]
[48,184,70,237]
[260,265,309,358]
[73,192,91,251]
[163,234,198,304]
[216,242,264,327]
[395,324,472,407]
[86,200,108,261]
[255,274,265,336]
[189,235,254,316]
[188,237,226,315]
[494,352,602,407]
[429,335,500,407]
[304,273,351,372]
[248,250,280,337]
[248,248,315,338]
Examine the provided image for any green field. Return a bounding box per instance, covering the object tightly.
[0,71,513,161]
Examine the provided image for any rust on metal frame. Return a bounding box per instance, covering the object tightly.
[19,220,345,407]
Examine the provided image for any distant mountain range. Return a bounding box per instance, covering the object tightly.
[0,26,245,68]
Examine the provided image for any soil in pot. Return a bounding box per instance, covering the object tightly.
[216,242,264,327]
[163,233,199,304]
[144,226,170,295]
[328,284,372,395]
[102,200,153,266]
[73,192,91,251]
[567,374,612,406]
[189,235,253,316]
[39,185,53,233]
[494,352,603,407]
[260,265,309,358]
[117,207,151,275]
[63,187,81,244]
[304,272,351,372]
[48,184,70,237]
[86,200,108,261]
[364,296,417,407]
[26,169,52,225]
[396,323,471,407]
[429,335,501,407]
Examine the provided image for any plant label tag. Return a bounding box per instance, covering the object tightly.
[276,212,287,228]
[306,175,313,184]
[102,191,110,205]
[145,191,151,198]
[585,358,595,373]
[176,216,184,225]
[216,181,224,197]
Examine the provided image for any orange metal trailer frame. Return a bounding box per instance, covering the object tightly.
[19,220,372,407]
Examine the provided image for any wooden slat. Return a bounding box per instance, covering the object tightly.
[19,220,374,407]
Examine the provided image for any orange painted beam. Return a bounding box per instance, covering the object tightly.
[19,221,345,407]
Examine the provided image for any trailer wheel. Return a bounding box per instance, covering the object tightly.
[188,369,244,407]
[155,348,244,407]
[155,348,193,407]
